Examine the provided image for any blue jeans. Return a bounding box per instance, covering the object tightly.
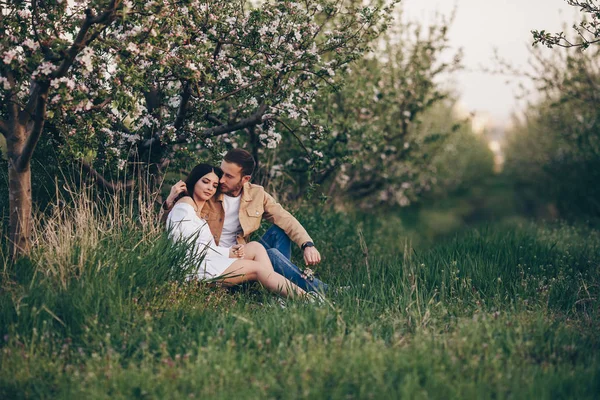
[259,226,328,293]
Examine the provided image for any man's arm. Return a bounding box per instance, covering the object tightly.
[262,192,321,266]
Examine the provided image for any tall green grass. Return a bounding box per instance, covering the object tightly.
[0,191,598,399]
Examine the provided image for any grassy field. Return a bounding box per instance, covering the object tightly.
[0,194,599,399]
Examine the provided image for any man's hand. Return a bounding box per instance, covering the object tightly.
[303,246,321,266]
[165,180,187,209]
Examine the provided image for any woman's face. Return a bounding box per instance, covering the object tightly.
[193,171,220,201]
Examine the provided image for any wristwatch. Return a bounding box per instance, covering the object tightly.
[301,241,314,250]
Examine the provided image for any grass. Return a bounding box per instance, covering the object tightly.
[0,191,599,399]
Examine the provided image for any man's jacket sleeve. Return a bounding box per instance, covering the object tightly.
[262,191,312,248]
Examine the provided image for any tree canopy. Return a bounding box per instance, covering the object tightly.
[0,0,397,255]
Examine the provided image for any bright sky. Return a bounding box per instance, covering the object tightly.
[402,0,579,130]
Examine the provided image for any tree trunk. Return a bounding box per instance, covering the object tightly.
[8,162,32,257]
[6,123,32,258]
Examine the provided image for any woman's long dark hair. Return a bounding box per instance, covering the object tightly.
[175,163,223,204]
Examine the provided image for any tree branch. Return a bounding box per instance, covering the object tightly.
[53,3,120,79]
[16,86,48,171]
[4,70,19,126]
[19,82,44,125]
[205,113,224,125]
[88,97,113,111]
[31,0,59,62]
[196,103,267,140]
[273,118,312,157]
[68,96,113,114]
[347,178,385,198]
[0,120,7,138]
[174,82,191,131]
[140,104,268,149]
[19,2,120,126]
[213,77,267,103]
[81,160,135,194]
[144,86,161,117]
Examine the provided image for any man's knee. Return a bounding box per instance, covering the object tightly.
[264,225,291,242]
[269,225,286,235]
[266,247,285,262]
[267,248,302,274]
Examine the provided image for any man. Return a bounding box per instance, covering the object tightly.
[163,149,328,293]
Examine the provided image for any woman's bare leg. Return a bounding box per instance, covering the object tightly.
[242,241,271,265]
[219,258,306,298]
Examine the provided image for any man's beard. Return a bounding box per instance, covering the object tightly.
[220,180,244,196]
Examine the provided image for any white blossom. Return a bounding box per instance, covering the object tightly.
[36,62,56,76]
[78,47,94,72]
[17,9,32,18]
[3,49,18,65]
[126,43,139,54]
[22,39,38,50]
[0,77,11,90]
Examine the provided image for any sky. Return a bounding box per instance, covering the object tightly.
[402,0,579,131]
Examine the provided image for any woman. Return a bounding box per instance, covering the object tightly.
[167,163,309,299]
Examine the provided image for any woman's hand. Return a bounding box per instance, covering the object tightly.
[165,180,187,209]
[230,244,245,258]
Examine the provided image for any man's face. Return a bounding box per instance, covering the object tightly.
[219,161,249,196]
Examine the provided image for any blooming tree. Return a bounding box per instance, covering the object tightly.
[258,15,462,206]
[1,0,123,257]
[0,0,396,256]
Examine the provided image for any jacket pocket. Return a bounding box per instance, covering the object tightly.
[245,207,263,231]
[246,207,263,218]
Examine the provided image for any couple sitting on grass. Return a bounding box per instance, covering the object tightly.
[162,149,328,302]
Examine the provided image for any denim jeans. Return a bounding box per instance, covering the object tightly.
[259,226,328,293]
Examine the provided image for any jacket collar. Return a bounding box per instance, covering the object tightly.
[241,182,253,202]
[215,182,253,202]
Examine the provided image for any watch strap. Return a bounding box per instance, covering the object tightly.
[301,241,314,250]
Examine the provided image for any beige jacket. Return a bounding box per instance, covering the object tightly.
[165,182,312,248]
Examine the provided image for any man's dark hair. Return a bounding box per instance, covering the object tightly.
[224,149,255,177]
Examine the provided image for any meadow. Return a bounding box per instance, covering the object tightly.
[0,191,599,399]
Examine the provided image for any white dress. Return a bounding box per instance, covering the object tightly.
[166,202,237,280]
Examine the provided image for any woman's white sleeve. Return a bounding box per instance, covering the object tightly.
[167,205,201,240]
[168,204,231,257]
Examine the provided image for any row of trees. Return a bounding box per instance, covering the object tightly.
[505,0,600,218]
[504,44,600,218]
